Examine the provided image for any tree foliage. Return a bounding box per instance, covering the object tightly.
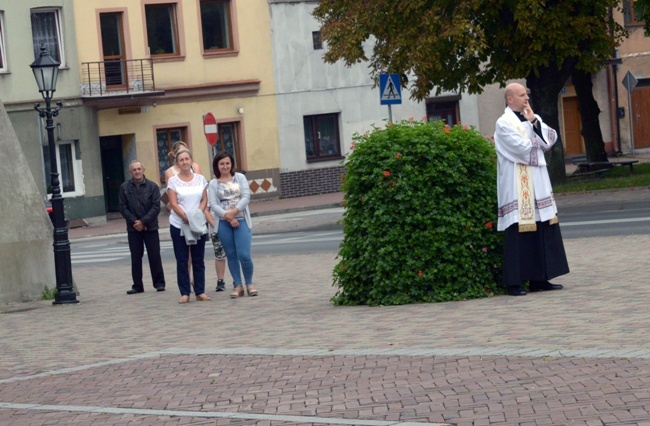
[314,1,627,181]
[314,0,625,100]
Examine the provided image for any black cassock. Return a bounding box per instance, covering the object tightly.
[502,220,570,287]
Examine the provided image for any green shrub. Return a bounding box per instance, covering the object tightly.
[333,119,504,306]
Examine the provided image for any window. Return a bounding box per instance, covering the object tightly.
[31,8,65,66]
[0,12,6,71]
[156,127,187,182]
[304,113,342,161]
[210,122,242,171]
[427,100,459,126]
[145,3,179,56]
[42,140,83,196]
[312,31,322,50]
[623,0,644,25]
[200,0,233,52]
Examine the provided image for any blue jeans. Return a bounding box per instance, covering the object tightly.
[218,219,253,286]
[170,225,206,296]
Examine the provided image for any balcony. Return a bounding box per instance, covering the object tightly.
[80,58,164,108]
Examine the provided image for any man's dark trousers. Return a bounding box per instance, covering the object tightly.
[128,230,165,291]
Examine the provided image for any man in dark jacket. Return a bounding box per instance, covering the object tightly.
[119,160,166,294]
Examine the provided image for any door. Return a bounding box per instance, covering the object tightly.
[632,85,650,149]
[100,12,127,88]
[562,96,585,155]
[100,136,124,212]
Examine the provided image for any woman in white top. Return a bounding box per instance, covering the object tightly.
[167,148,212,304]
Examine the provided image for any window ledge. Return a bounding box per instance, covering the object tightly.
[307,156,345,164]
[202,50,240,59]
[151,55,186,63]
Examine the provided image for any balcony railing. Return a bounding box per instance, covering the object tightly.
[80,58,157,97]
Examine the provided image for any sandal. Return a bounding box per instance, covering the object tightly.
[246,285,258,297]
[178,295,190,304]
[196,293,212,301]
[230,287,245,299]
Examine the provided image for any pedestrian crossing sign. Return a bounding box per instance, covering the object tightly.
[379,74,402,105]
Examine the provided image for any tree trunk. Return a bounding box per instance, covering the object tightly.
[526,61,575,186]
[571,68,609,162]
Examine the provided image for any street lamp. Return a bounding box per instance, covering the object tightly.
[31,45,78,305]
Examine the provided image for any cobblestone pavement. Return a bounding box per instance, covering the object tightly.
[3,231,650,424]
[4,188,650,425]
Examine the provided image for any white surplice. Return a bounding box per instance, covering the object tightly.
[494,107,559,231]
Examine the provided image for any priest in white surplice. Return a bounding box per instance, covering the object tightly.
[494,83,569,296]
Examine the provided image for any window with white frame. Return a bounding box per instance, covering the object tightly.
[0,12,7,71]
[42,140,84,197]
[199,0,233,52]
[145,3,180,56]
[31,8,65,66]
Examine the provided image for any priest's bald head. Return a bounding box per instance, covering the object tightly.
[504,83,530,113]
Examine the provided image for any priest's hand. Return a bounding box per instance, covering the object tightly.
[522,107,536,122]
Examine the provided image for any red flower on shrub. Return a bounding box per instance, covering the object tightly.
[409,116,414,121]
[396,153,401,159]
[482,247,488,253]
[350,142,356,150]
[444,125,450,134]
[418,270,423,277]
[485,221,493,229]
[463,125,469,131]
[383,171,391,177]
[422,115,428,121]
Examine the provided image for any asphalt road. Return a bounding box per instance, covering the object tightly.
[70,205,650,266]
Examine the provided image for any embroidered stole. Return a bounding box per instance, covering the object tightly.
[504,113,537,233]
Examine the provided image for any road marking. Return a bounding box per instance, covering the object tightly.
[562,216,650,226]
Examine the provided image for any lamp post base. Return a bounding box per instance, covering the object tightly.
[53,291,79,305]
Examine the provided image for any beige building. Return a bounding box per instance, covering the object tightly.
[72,0,280,213]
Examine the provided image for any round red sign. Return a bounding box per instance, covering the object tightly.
[203,113,218,146]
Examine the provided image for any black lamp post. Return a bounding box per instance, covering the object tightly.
[31,45,78,305]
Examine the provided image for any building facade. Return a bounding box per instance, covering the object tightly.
[268,0,425,198]
[0,0,104,223]
[72,0,281,213]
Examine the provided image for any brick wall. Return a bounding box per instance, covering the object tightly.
[280,165,346,198]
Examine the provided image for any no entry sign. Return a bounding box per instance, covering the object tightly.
[203,113,218,146]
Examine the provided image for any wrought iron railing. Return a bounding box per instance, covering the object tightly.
[80,58,156,96]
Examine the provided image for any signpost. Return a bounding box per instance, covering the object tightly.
[622,71,638,155]
[203,112,218,146]
[379,73,402,123]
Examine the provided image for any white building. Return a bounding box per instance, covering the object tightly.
[268,0,425,198]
